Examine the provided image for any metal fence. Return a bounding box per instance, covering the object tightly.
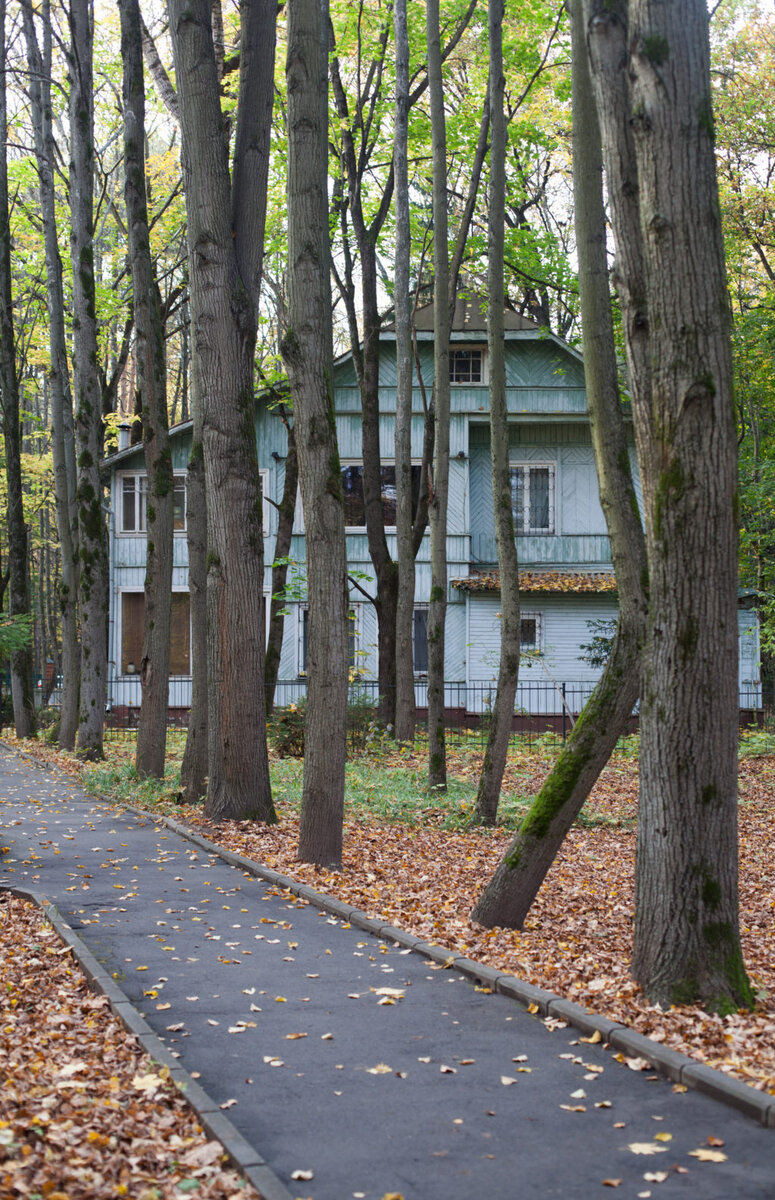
[96,674,767,751]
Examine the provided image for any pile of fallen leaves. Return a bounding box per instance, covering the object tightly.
[8,737,775,1098]
[0,892,259,1200]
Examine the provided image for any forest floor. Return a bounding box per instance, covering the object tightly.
[1,730,774,1195]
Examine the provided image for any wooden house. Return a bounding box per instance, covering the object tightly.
[104,297,761,722]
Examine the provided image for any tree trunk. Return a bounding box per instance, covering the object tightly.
[22,0,80,749]
[265,411,298,714]
[282,0,348,869]
[119,0,174,780]
[168,0,276,822]
[473,0,517,826]
[179,396,208,803]
[426,0,451,793]
[393,0,415,745]
[472,0,648,927]
[625,0,750,1010]
[68,0,107,759]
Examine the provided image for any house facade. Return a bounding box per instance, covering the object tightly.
[105,297,761,720]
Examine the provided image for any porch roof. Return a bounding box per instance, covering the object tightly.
[452,569,618,594]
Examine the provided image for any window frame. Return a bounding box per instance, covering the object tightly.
[520,611,543,655]
[449,344,487,385]
[116,471,188,535]
[509,462,556,536]
[117,587,192,677]
[340,462,422,533]
[412,605,429,678]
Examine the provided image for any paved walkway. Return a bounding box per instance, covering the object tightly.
[1,745,773,1199]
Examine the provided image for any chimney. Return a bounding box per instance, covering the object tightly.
[117,423,131,452]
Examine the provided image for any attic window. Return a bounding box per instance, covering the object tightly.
[449,347,483,384]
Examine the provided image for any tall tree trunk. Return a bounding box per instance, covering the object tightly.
[596,0,750,1010]
[282,0,348,869]
[472,0,648,927]
[168,0,276,822]
[68,0,107,759]
[265,411,298,714]
[119,0,174,779]
[0,8,35,738]
[179,366,208,803]
[426,0,451,793]
[393,0,415,744]
[22,0,80,749]
[473,0,517,825]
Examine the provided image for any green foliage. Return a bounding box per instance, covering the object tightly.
[578,618,617,670]
[0,614,33,661]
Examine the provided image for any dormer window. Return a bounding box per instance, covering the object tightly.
[449,347,484,384]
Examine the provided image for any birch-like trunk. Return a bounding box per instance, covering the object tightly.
[68,0,107,758]
[22,0,79,749]
[283,0,348,868]
[473,0,518,825]
[393,0,415,744]
[119,0,174,779]
[472,0,647,927]
[168,0,276,822]
[0,0,35,738]
[426,0,451,792]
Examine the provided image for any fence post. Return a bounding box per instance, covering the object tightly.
[561,682,567,743]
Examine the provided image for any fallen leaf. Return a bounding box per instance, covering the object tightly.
[627,1144,668,1156]
[500,1076,517,1086]
[219,1098,238,1109]
[643,1172,669,1183]
[439,1064,457,1074]
[580,1030,603,1044]
[707,1136,725,1147]
[601,1181,622,1189]
[286,1032,308,1040]
[366,1063,392,1075]
[688,1148,728,1163]
[291,1168,314,1180]
[654,1132,672,1143]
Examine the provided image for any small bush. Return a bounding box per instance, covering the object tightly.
[269,700,306,758]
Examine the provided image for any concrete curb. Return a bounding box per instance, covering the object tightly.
[135,807,775,1130]
[0,883,295,1200]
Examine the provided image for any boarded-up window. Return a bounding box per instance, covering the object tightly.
[121,592,191,675]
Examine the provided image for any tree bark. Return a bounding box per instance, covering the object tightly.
[426,0,451,793]
[68,0,107,759]
[22,0,80,749]
[265,410,298,714]
[282,0,348,869]
[0,1,36,739]
[624,0,750,1010]
[179,377,208,803]
[473,0,517,825]
[393,0,415,744]
[168,0,276,822]
[472,0,648,927]
[119,0,174,780]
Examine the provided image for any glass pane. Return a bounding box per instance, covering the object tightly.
[510,468,525,534]
[520,617,537,651]
[169,593,191,674]
[530,468,550,531]
[413,609,428,674]
[342,466,365,526]
[348,608,357,669]
[122,477,136,532]
[173,479,186,531]
[380,466,397,525]
[301,608,309,673]
[138,476,147,532]
[121,593,144,673]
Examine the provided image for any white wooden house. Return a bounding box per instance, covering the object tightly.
[104,296,761,722]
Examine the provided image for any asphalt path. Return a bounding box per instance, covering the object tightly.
[1,744,773,1199]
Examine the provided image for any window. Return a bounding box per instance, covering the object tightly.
[299,606,359,675]
[449,347,484,384]
[120,591,191,675]
[520,612,541,654]
[119,473,186,533]
[413,607,429,676]
[510,464,555,534]
[341,465,422,528]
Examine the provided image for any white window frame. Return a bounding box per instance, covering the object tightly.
[520,611,542,655]
[510,462,556,535]
[449,345,487,385]
[259,468,272,536]
[340,461,423,533]
[117,471,187,535]
[297,603,361,677]
[116,586,193,677]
